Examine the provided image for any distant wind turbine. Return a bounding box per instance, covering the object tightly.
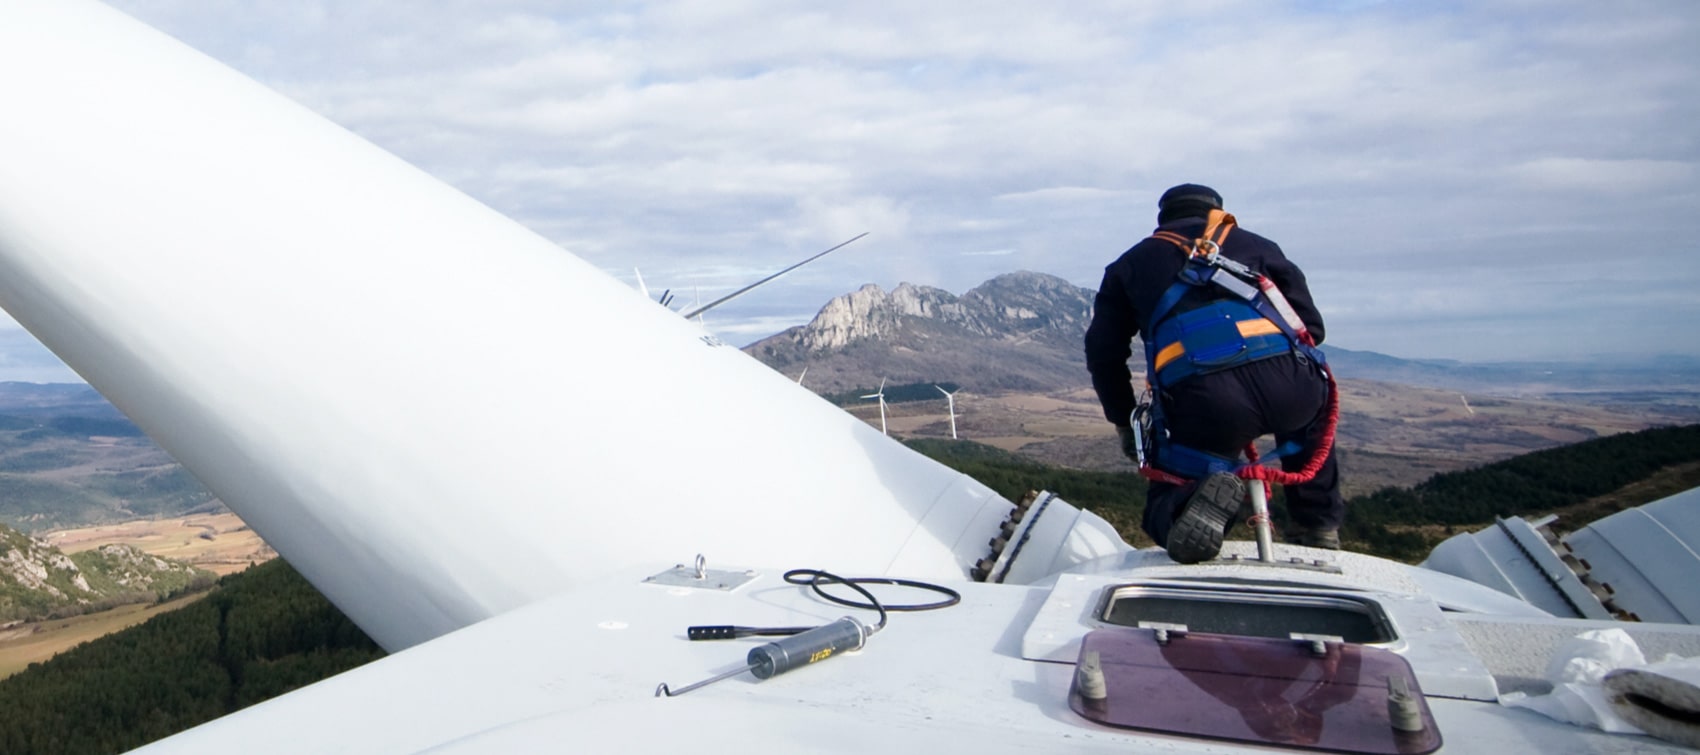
[861,378,888,435]
[632,268,676,309]
[935,384,959,440]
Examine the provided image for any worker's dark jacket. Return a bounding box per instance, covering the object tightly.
[1084,216,1325,426]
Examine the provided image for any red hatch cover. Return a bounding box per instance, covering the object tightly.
[1069,628,1441,754]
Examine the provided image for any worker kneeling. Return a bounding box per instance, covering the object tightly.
[1085,184,1343,563]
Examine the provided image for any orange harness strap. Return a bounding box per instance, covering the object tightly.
[1150,210,1236,260]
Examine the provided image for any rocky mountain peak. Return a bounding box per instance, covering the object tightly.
[787,271,1091,353]
[745,271,1097,393]
[799,281,965,351]
[2,528,93,602]
[959,271,1095,337]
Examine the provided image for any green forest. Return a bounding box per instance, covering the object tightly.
[0,559,383,754]
[1,422,1697,753]
[905,438,1151,543]
[1340,423,1700,560]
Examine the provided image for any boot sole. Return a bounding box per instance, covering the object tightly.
[1168,472,1243,564]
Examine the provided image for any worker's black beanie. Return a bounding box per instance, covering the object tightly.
[1157,183,1223,223]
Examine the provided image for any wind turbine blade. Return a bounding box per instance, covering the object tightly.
[679,232,868,319]
[0,0,1136,661]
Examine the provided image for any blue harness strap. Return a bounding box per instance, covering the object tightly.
[1155,436,1307,479]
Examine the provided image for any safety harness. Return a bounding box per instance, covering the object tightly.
[1132,210,1340,491]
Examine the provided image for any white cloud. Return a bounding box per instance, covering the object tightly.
[996,187,1129,204]
[793,195,910,245]
[1506,158,1696,194]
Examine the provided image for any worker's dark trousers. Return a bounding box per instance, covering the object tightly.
[1142,352,1344,548]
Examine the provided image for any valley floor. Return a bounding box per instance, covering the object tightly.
[846,379,1700,496]
[0,593,209,679]
[39,512,276,576]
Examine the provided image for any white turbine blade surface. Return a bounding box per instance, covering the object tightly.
[0,0,1133,652]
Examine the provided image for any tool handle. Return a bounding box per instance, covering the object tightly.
[747,617,868,679]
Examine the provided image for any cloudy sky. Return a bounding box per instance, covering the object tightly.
[4,0,1698,381]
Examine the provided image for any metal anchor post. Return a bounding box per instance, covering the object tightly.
[1248,479,1276,563]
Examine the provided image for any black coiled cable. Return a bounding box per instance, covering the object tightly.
[687,568,961,640]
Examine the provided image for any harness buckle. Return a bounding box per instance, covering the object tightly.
[1190,239,1221,264]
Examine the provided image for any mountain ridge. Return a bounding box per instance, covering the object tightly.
[745,271,1094,393]
[744,271,1700,400]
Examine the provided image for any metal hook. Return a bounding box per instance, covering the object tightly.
[693,554,707,580]
[656,662,755,698]
[1191,239,1221,262]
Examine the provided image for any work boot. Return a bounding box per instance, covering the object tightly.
[1284,527,1341,550]
[1167,472,1244,564]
